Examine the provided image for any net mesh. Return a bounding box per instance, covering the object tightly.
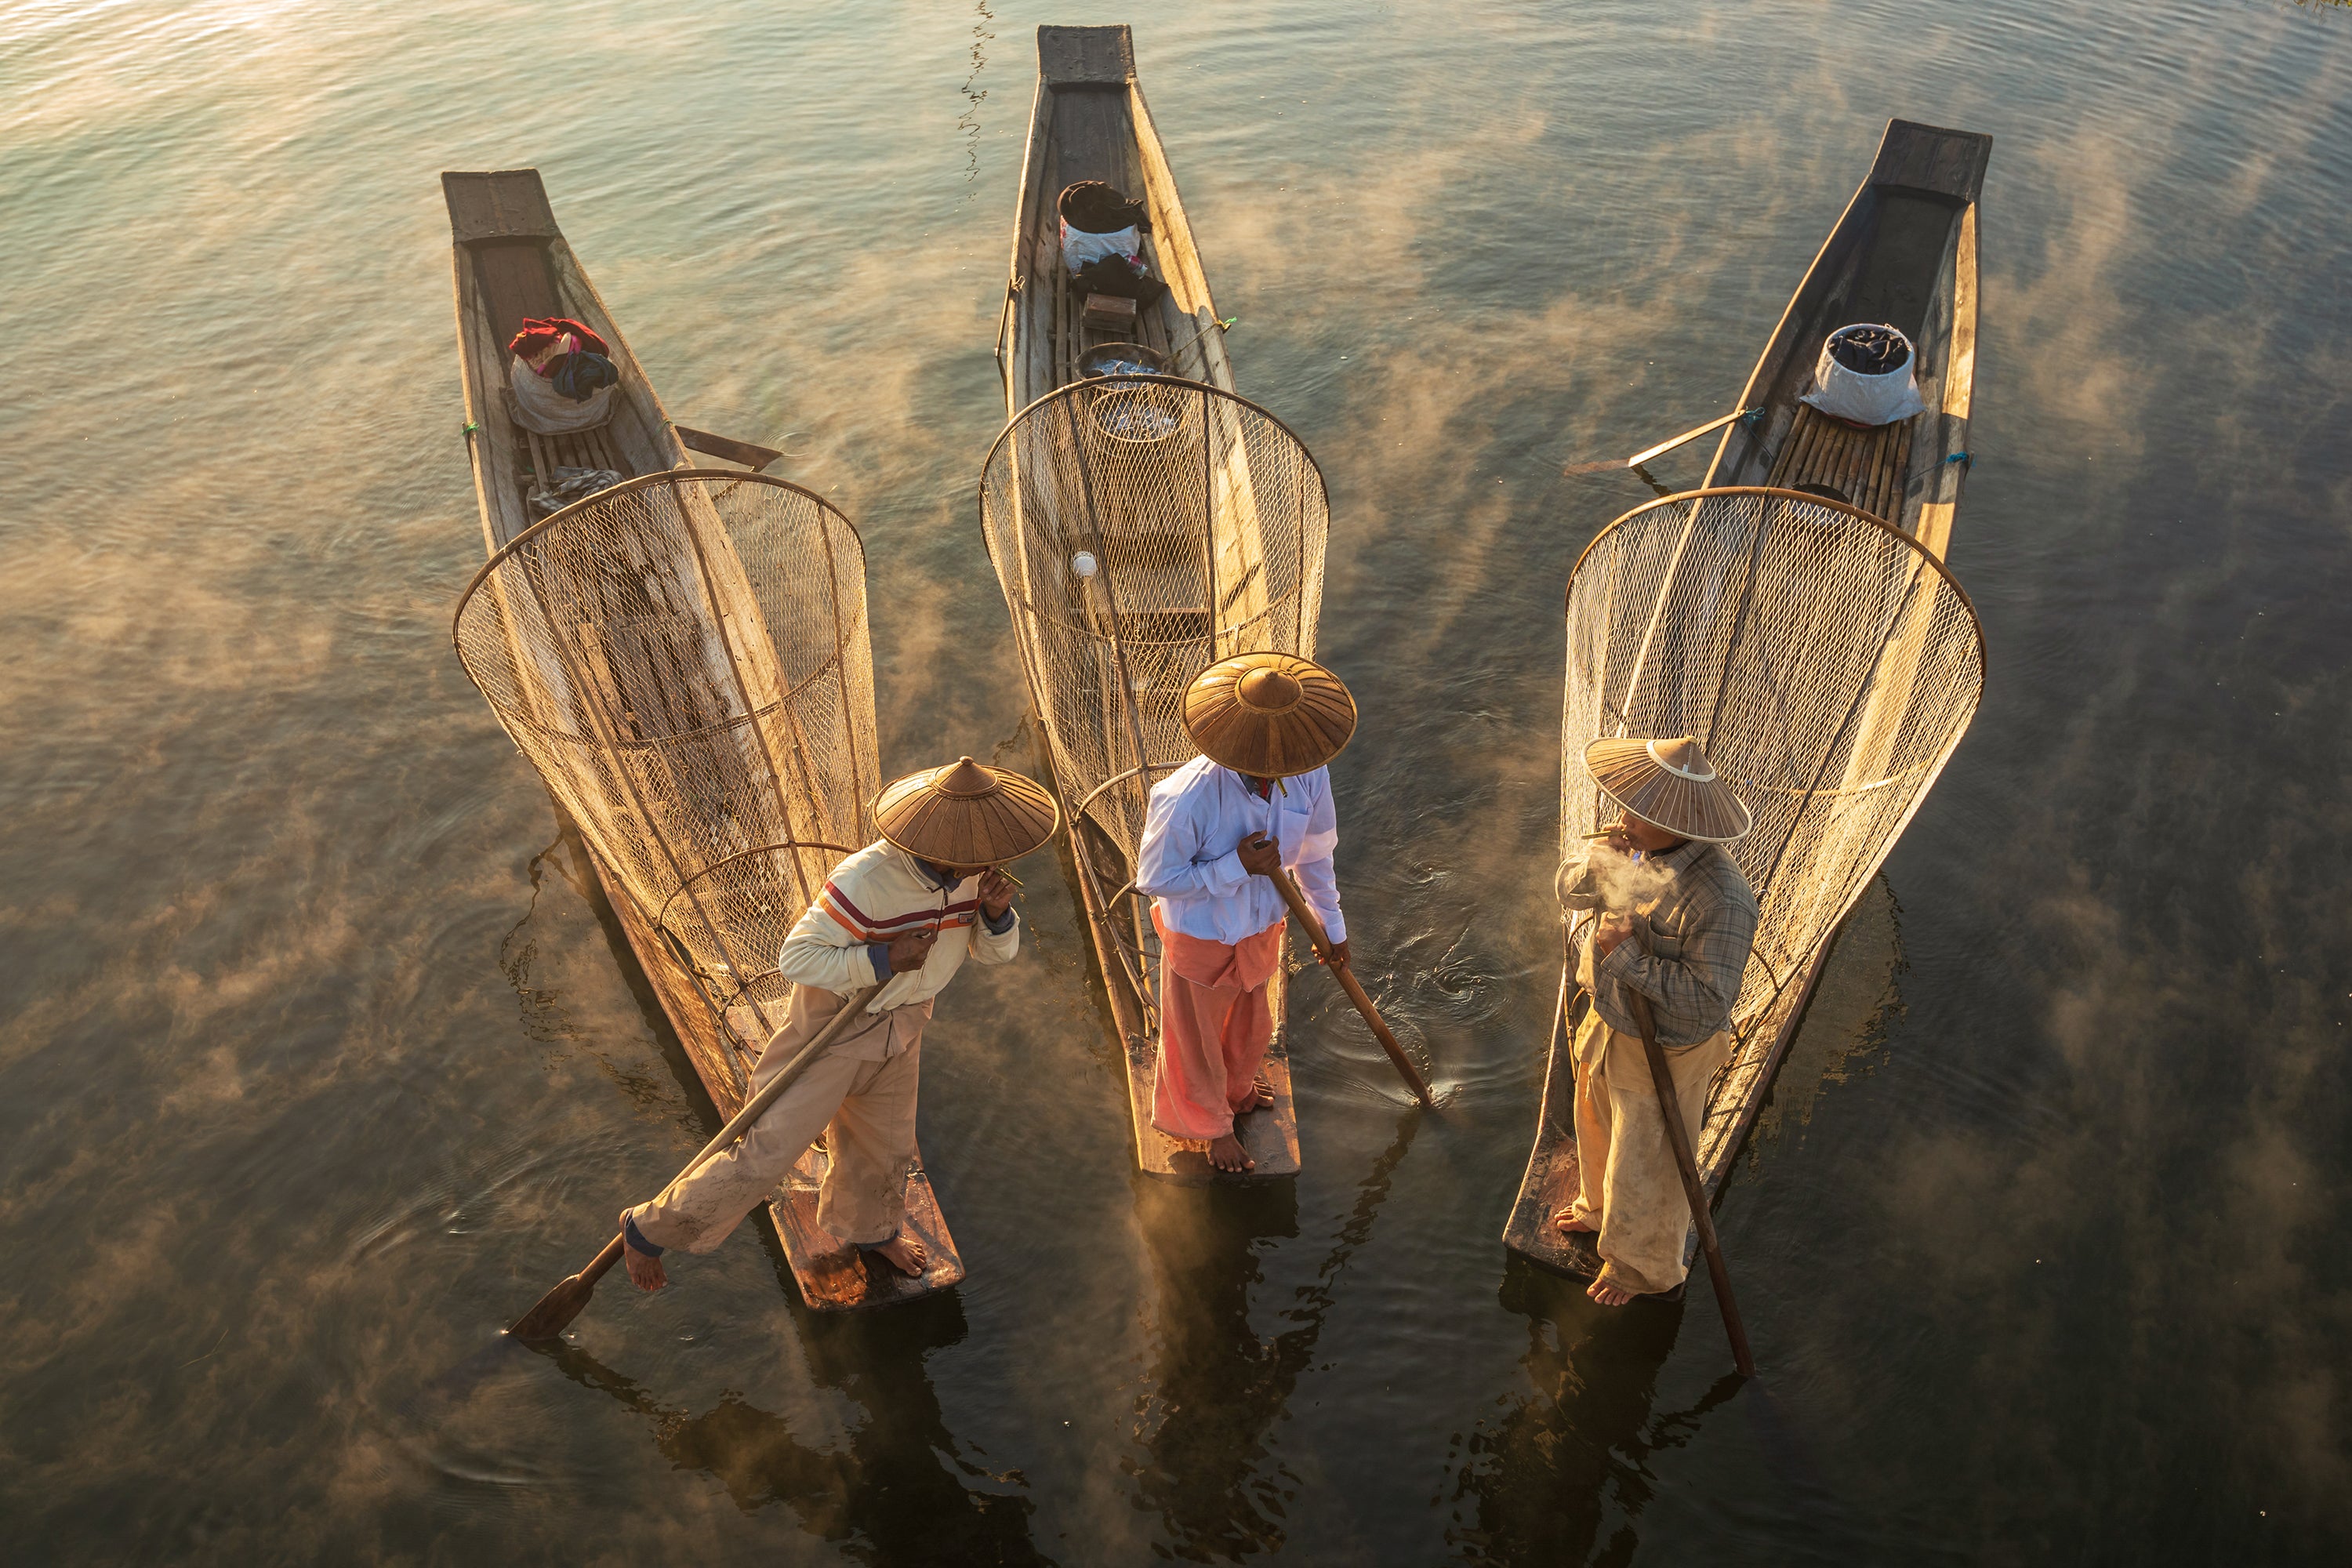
[1561,488,1984,1167]
[454,472,879,1044]
[978,377,1327,998]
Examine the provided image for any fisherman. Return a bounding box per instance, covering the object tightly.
[618,757,1058,1290]
[1551,735,1759,1307]
[1135,652,1358,1174]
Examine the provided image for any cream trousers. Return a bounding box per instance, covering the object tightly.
[1566,1002,1730,1296]
[625,984,925,1254]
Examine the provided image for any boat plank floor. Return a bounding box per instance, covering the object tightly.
[1769,405,1915,522]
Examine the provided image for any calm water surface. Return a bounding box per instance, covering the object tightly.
[5,0,2351,1561]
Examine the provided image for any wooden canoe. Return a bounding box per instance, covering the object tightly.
[1702,118,1989,559]
[1504,121,1991,1280]
[446,169,964,1309]
[991,27,1301,1184]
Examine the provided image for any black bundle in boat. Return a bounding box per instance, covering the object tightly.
[1827,324,1911,376]
[1072,255,1169,306]
[1058,180,1149,234]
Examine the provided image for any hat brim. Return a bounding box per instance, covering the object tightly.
[873,766,1062,868]
[1584,737,1754,843]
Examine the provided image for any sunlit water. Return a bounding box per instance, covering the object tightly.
[5,0,2350,1561]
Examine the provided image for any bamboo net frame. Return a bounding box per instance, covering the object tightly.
[1561,487,1985,1172]
[978,376,1327,1018]
[453,471,880,1064]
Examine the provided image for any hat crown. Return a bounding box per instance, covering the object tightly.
[1236,666,1303,711]
[1648,736,1715,781]
[932,757,995,798]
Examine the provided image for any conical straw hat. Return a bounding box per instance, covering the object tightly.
[1182,652,1357,778]
[1583,735,1754,843]
[872,757,1061,869]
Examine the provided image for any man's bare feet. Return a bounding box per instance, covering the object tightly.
[620,1228,666,1292]
[1207,1131,1256,1173]
[1587,1278,1635,1308]
[1245,1073,1276,1112]
[1550,1206,1597,1236]
[865,1230,928,1278]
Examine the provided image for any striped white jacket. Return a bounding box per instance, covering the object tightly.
[778,840,1021,1013]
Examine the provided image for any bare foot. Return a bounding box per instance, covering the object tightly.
[1245,1073,1276,1112]
[1550,1206,1597,1236]
[619,1228,666,1293]
[866,1231,928,1278]
[1587,1278,1635,1308]
[1207,1132,1257,1173]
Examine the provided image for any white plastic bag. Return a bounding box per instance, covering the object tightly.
[510,354,617,434]
[1062,220,1140,272]
[1801,323,1927,427]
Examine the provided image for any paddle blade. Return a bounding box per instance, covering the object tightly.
[507,1271,597,1342]
[506,1233,626,1342]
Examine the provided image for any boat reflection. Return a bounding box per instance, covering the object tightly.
[543,1301,1054,1563]
[1128,1108,1420,1556]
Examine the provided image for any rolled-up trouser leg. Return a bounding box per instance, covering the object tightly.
[1586,1022,1731,1295]
[814,1032,924,1244]
[626,985,869,1255]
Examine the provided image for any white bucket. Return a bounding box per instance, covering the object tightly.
[1801,323,1927,427]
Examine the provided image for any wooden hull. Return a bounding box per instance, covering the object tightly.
[997,28,1300,1183]
[1506,121,1990,1273]
[1702,119,1988,561]
[448,169,963,1308]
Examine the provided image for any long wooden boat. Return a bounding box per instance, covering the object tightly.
[985,26,1310,1183]
[1503,120,1991,1281]
[446,169,964,1308]
[1701,118,1989,555]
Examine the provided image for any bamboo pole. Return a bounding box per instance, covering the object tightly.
[507,982,886,1341]
[1253,842,1434,1107]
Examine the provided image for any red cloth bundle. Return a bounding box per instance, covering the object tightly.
[506,316,609,361]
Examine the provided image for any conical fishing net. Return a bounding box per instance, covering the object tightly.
[454,471,879,1055]
[1562,487,1984,1178]
[978,377,1327,1007]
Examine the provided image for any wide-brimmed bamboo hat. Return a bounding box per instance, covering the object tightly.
[1182,652,1357,778]
[873,757,1060,869]
[1584,735,1753,843]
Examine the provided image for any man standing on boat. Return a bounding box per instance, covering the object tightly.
[617,757,1058,1289]
[1552,736,1759,1307]
[1136,652,1357,1174]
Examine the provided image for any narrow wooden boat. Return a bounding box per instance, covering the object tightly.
[446,169,964,1309]
[1701,118,1990,560]
[983,27,1317,1183]
[1504,118,1991,1281]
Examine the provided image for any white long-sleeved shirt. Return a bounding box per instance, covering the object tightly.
[778,840,1021,1016]
[1134,757,1345,946]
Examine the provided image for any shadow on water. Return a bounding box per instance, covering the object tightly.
[543,1301,1055,1565]
[1127,1108,1421,1557]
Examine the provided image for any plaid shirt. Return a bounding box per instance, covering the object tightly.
[1565,838,1759,1047]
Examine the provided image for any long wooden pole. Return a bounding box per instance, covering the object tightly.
[507,982,886,1341]
[1254,847,1434,1107]
[1618,979,1755,1377]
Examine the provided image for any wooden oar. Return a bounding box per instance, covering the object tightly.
[1250,843,1434,1107]
[507,982,886,1342]
[1618,978,1756,1377]
[1562,408,1755,477]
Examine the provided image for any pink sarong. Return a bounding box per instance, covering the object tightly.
[1151,909,1285,1142]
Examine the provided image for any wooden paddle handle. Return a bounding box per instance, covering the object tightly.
[1260,857,1435,1108]
[1621,983,1755,1377]
[681,982,887,1179]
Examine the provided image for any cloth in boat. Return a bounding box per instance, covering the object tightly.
[623,981,934,1254]
[1150,906,1284,1142]
[1069,254,1169,307]
[1136,756,1345,946]
[550,350,618,403]
[780,839,1022,1015]
[506,315,609,361]
[510,351,617,433]
[1062,220,1142,271]
[1562,1000,1732,1295]
[1559,837,1756,1047]
[1801,321,1927,427]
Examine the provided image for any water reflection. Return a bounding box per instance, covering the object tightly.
[1129,1109,1420,1556]
[543,1304,1053,1563]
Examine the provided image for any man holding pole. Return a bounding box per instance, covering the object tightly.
[1136,652,1359,1174]
[1551,735,1759,1308]
[617,757,1058,1290]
